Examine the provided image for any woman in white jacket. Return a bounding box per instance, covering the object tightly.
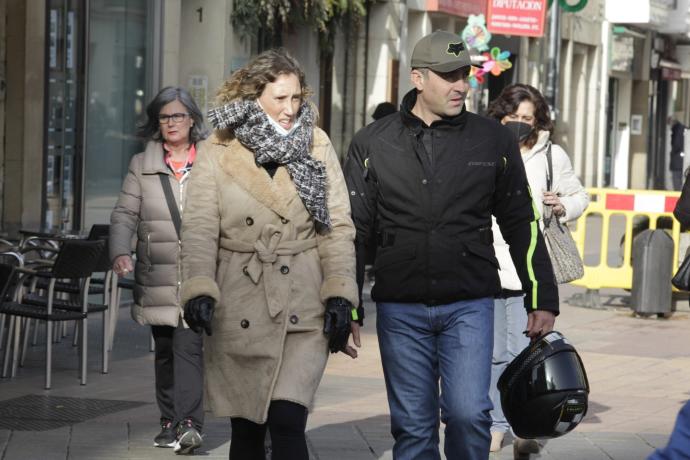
[486,84,589,455]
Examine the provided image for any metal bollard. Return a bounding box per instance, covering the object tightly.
[631,229,674,316]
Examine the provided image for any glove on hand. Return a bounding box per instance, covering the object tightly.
[184,295,215,336]
[323,297,352,353]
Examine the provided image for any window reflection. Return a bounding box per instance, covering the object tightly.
[84,0,149,228]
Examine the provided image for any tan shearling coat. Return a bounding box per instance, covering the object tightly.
[179,127,358,423]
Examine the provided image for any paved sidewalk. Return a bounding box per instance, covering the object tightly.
[1,283,689,459]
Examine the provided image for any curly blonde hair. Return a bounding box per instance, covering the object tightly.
[215,48,313,105]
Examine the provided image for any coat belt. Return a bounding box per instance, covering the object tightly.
[219,227,317,317]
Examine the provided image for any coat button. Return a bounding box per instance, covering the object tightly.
[289,315,299,324]
[246,217,254,226]
[242,266,249,276]
[240,319,250,329]
[281,217,289,224]
[422,179,428,185]
[280,265,289,275]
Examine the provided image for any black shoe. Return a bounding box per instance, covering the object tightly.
[174,419,203,455]
[153,419,176,448]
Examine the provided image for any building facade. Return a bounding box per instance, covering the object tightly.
[1,0,690,235]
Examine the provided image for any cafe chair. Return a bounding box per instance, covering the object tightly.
[0,239,105,389]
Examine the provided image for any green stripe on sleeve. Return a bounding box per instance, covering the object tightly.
[526,187,540,310]
[527,219,539,310]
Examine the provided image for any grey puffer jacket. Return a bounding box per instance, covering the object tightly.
[109,141,191,327]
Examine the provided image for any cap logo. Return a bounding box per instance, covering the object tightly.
[446,42,465,57]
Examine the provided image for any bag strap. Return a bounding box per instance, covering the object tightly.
[543,143,555,227]
[546,142,553,192]
[159,174,181,240]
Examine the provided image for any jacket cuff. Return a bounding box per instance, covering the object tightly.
[109,245,132,264]
[558,196,578,223]
[180,276,221,306]
[320,275,359,308]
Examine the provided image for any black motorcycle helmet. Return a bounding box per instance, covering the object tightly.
[497,331,589,439]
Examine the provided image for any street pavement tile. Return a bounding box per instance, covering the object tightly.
[67,452,131,460]
[69,422,128,445]
[3,427,69,459]
[637,432,670,448]
[0,429,9,452]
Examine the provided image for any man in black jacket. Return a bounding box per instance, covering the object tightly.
[344,31,559,459]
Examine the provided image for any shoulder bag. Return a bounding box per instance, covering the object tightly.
[541,144,585,284]
[159,174,181,240]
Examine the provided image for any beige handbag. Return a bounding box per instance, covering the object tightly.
[542,144,584,284]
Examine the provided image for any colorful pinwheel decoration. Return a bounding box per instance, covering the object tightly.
[482,47,513,77]
[462,14,491,52]
[468,67,486,89]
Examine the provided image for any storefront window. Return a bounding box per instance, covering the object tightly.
[83,0,152,229]
[44,0,84,231]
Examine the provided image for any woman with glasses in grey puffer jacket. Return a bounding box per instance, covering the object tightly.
[110,86,209,455]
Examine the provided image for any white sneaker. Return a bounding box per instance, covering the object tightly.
[174,419,203,455]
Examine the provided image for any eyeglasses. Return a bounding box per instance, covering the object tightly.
[158,113,190,124]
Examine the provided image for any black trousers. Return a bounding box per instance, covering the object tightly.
[151,323,204,430]
[229,400,308,460]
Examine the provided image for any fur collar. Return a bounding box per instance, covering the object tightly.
[209,128,332,218]
[213,134,296,218]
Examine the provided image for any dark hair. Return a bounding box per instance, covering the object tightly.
[372,102,397,121]
[137,86,210,143]
[486,84,553,149]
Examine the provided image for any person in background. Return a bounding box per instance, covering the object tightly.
[670,115,686,190]
[178,49,361,460]
[345,31,559,459]
[372,101,397,121]
[486,83,589,457]
[109,87,209,455]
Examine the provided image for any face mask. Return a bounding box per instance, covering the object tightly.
[265,113,300,136]
[504,121,534,143]
[258,99,300,136]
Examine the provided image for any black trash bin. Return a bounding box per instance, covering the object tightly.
[631,229,674,316]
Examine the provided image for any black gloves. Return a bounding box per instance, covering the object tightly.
[323,297,353,353]
[184,295,215,336]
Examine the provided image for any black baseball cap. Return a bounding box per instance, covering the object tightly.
[411,30,476,73]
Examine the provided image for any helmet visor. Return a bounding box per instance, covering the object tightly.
[525,351,589,398]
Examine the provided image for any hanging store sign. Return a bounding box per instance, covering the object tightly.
[661,67,682,80]
[486,0,548,37]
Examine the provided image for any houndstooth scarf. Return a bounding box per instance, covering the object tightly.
[208,99,330,228]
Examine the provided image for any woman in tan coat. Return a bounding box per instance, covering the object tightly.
[179,49,361,460]
[109,87,209,455]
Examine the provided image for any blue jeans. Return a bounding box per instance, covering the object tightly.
[648,400,690,460]
[376,299,494,460]
[489,296,529,433]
